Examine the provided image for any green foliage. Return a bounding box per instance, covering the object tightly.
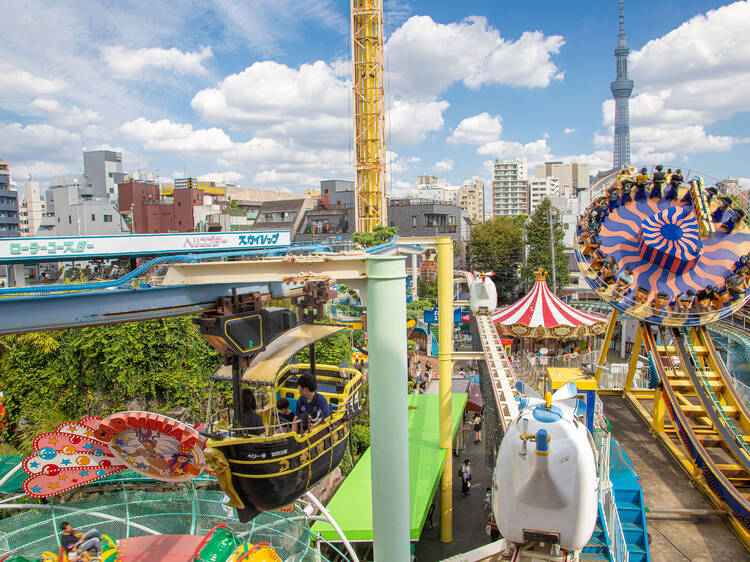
[294,332,352,365]
[467,216,524,304]
[417,278,438,302]
[406,299,435,321]
[407,340,416,356]
[520,198,570,288]
[350,424,370,456]
[0,318,222,453]
[229,199,239,210]
[351,225,398,248]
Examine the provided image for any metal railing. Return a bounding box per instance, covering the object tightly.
[596,431,629,562]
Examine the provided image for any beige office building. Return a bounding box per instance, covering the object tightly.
[534,161,589,197]
[459,179,485,222]
[493,158,528,216]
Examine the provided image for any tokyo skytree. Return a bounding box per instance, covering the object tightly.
[610,0,633,168]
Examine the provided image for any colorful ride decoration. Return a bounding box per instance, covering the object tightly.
[22,417,127,498]
[194,524,281,562]
[94,411,206,482]
[491,269,607,339]
[576,171,750,326]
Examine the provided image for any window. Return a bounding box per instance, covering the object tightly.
[178,220,182,226]
[177,202,181,207]
[104,214,112,223]
[91,214,96,221]
[68,216,72,224]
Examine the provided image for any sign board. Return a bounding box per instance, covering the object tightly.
[0,230,291,264]
[423,305,464,324]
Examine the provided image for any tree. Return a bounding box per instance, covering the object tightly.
[521,198,570,289]
[351,225,398,248]
[467,216,524,304]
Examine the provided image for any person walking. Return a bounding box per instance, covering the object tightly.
[472,413,482,443]
[460,459,472,496]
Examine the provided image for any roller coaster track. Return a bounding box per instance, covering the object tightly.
[459,271,518,432]
[636,325,750,546]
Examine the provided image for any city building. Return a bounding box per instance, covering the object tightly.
[387,198,471,265]
[533,162,590,197]
[0,162,20,237]
[611,0,633,168]
[410,176,459,204]
[83,150,125,200]
[459,180,485,222]
[224,186,301,203]
[295,181,355,243]
[118,179,215,234]
[19,180,46,236]
[492,158,528,216]
[250,198,316,242]
[528,177,560,214]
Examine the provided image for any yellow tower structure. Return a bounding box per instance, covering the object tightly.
[351,0,387,233]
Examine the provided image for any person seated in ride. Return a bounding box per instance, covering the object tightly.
[292,374,331,434]
[696,286,715,312]
[727,272,747,298]
[60,522,101,560]
[711,285,730,309]
[706,185,719,205]
[276,397,295,432]
[721,208,745,235]
[601,257,618,284]
[711,196,732,223]
[680,184,694,206]
[634,168,650,200]
[620,180,633,205]
[651,165,666,198]
[664,171,681,200]
[673,290,695,313]
[582,238,600,257]
[735,254,749,272]
[241,389,266,436]
[607,185,620,212]
[616,266,634,295]
[590,249,607,272]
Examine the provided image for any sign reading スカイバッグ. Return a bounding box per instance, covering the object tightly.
[0,230,291,264]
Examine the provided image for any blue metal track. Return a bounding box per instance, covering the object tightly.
[0,237,406,334]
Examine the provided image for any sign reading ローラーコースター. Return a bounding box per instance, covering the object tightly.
[0,230,291,263]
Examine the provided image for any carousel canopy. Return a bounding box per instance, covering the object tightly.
[492,269,608,339]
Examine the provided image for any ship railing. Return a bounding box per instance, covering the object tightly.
[597,360,651,391]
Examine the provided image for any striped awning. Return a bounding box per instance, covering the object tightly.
[492,271,607,339]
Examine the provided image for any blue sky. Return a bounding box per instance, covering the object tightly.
[0,0,748,197]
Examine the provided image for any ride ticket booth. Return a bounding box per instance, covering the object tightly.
[546,367,597,434]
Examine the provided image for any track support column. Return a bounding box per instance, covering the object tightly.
[625,325,643,392]
[653,387,666,433]
[595,308,619,384]
[437,237,454,542]
[366,256,410,562]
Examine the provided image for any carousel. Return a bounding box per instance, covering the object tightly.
[492,269,608,359]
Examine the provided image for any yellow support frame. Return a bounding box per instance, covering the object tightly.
[351,0,387,233]
[595,308,618,384]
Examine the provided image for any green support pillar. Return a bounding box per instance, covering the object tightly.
[366,256,410,562]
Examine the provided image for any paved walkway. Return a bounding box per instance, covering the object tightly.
[414,434,494,561]
[602,395,749,561]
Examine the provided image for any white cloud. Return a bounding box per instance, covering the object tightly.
[448,113,503,145]
[390,179,413,198]
[564,127,575,134]
[0,123,81,162]
[30,98,102,129]
[0,62,66,95]
[387,16,564,100]
[120,118,233,153]
[197,171,245,184]
[101,45,213,79]
[477,138,552,166]
[435,158,454,172]
[389,99,450,145]
[252,170,320,188]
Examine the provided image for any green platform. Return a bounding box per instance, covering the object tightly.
[312,392,467,542]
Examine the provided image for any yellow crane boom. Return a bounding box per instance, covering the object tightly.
[351,0,387,233]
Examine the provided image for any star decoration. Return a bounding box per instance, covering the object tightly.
[50,482,59,489]
[68,426,77,432]
[83,444,93,451]
[30,461,39,468]
[59,475,67,481]
[85,431,93,437]
[72,479,78,483]
[31,486,41,493]
[49,438,58,444]
[61,459,71,466]
[80,470,88,476]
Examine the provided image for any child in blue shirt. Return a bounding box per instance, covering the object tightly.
[292,374,330,433]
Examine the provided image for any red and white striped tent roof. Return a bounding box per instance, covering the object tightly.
[492,269,607,338]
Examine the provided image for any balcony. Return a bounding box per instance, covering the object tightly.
[437,225,457,233]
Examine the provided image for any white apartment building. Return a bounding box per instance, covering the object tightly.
[411,176,459,204]
[492,158,528,216]
[529,177,560,214]
[19,180,46,236]
[459,179,485,222]
[534,161,589,198]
